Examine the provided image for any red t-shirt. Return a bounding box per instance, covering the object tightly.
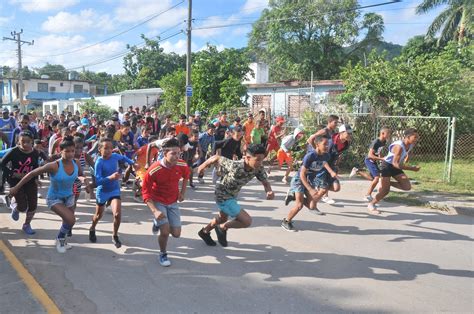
[142,159,190,205]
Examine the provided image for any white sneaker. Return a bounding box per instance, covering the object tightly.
[56,238,67,253]
[349,167,358,178]
[37,192,43,198]
[64,238,72,250]
[363,195,373,202]
[322,196,335,205]
[368,203,381,214]
[282,177,288,184]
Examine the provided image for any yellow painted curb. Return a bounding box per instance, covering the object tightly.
[0,240,61,314]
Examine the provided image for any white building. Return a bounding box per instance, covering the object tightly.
[94,88,163,112]
[1,77,92,109]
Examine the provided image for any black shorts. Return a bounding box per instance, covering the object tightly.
[96,196,121,207]
[380,161,405,178]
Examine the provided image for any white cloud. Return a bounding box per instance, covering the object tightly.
[161,39,197,54]
[198,43,225,52]
[115,0,187,29]
[10,0,79,13]
[9,34,126,74]
[193,15,243,39]
[241,0,268,15]
[41,9,115,33]
[232,26,251,36]
[0,15,12,26]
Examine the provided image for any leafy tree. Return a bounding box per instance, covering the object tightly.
[191,45,251,115]
[416,0,473,45]
[248,0,385,80]
[123,35,185,89]
[36,63,68,80]
[158,69,186,117]
[79,99,113,121]
[399,35,440,61]
[339,41,474,134]
[159,45,251,117]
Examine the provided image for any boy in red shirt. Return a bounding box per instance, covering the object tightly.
[142,138,190,267]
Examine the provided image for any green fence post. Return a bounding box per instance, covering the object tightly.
[447,117,456,183]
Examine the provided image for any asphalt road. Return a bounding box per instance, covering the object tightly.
[1,173,473,313]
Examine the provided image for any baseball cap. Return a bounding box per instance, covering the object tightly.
[195,111,201,116]
[259,108,266,114]
[80,118,89,126]
[2,108,8,113]
[275,116,285,123]
[68,121,77,128]
[339,124,353,133]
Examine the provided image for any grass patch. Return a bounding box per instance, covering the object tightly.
[408,159,473,195]
[385,192,428,207]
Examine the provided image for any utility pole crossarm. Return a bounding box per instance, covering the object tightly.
[2,30,34,113]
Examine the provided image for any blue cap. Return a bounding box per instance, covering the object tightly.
[80,118,89,126]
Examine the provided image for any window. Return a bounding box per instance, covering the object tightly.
[60,82,64,87]
[73,84,83,93]
[49,86,56,92]
[38,83,48,92]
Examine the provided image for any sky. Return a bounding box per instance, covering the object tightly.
[0,0,446,75]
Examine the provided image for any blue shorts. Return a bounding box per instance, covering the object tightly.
[216,198,241,217]
[290,174,329,193]
[47,195,75,209]
[364,158,381,179]
[154,202,181,228]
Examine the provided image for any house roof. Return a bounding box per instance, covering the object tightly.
[114,88,163,95]
[245,80,344,89]
[1,77,91,83]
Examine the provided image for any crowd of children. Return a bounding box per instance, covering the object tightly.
[1,105,420,266]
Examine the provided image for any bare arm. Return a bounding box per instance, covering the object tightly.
[367,148,384,161]
[392,145,418,171]
[299,166,315,195]
[197,155,220,175]
[323,162,337,178]
[9,162,57,195]
[261,180,274,200]
[306,129,326,148]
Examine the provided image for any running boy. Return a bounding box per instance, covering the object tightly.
[1,131,40,235]
[368,128,420,214]
[279,128,304,184]
[281,136,337,231]
[197,144,274,247]
[349,126,391,201]
[142,138,190,267]
[89,138,137,248]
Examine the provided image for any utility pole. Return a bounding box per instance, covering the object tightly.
[3,29,34,113]
[185,0,192,116]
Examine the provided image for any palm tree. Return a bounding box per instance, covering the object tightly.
[416,0,472,45]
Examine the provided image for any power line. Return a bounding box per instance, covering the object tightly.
[33,30,184,74]
[26,0,185,58]
[192,0,402,31]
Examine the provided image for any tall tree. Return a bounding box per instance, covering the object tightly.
[416,0,473,45]
[159,45,252,117]
[248,0,384,81]
[36,63,68,80]
[123,34,185,89]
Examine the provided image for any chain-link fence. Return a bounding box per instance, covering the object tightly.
[293,112,454,182]
[452,133,474,191]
